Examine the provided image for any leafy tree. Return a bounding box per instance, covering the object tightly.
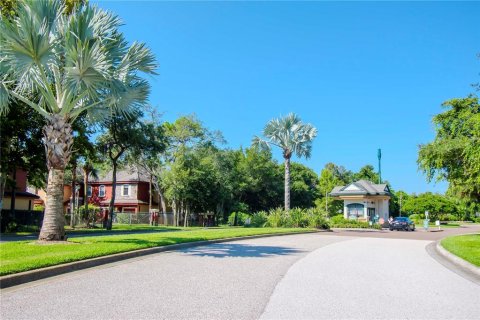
[317,163,347,216]
[67,115,97,227]
[0,103,46,212]
[402,192,457,221]
[161,115,223,225]
[238,148,283,213]
[418,96,480,203]
[288,162,319,209]
[391,190,409,217]
[99,110,159,229]
[125,108,168,213]
[0,0,157,240]
[353,165,380,183]
[252,113,317,210]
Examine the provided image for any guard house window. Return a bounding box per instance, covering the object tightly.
[122,184,131,196]
[87,186,92,197]
[99,185,106,197]
[347,203,364,219]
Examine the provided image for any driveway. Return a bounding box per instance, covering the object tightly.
[1,232,479,319]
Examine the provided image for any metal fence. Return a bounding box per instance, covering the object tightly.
[113,212,174,225]
[0,210,44,232]
[0,209,176,232]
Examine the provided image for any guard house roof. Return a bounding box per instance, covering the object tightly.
[329,180,391,197]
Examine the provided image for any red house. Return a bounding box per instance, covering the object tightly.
[88,168,156,213]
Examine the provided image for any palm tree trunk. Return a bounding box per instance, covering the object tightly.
[284,156,291,211]
[39,168,67,240]
[39,115,72,241]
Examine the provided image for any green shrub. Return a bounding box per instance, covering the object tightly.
[329,215,381,229]
[289,208,310,228]
[440,214,458,222]
[33,204,44,211]
[4,222,40,233]
[305,208,330,229]
[265,208,287,228]
[330,214,346,224]
[5,222,17,233]
[227,212,249,226]
[409,214,421,224]
[250,211,268,227]
[258,207,330,229]
[77,204,100,226]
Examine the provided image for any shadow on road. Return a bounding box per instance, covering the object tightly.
[179,243,304,258]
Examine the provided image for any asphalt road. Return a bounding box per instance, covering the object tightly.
[1,233,479,320]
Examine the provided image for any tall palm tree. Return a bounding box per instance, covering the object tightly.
[252,113,317,211]
[0,0,157,240]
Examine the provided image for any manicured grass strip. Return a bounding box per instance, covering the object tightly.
[65,224,182,233]
[0,228,313,276]
[4,224,182,236]
[441,234,480,267]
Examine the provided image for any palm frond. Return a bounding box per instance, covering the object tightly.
[1,0,158,124]
[255,113,317,159]
[252,136,271,152]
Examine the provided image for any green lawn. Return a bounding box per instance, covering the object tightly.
[3,224,182,236]
[0,227,313,276]
[430,223,460,228]
[441,234,480,267]
[65,224,183,233]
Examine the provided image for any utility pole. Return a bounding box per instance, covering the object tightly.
[377,148,382,184]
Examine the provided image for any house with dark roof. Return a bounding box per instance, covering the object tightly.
[330,180,391,222]
[88,168,156,213]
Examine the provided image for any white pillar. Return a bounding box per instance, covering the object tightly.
[384,199,389,219]
[344,202,348,219]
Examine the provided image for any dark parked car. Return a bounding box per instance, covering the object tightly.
[389,217,415,231]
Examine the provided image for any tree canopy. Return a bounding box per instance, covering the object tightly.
[418,96,480,202]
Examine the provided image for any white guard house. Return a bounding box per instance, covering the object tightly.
[330,180,391,222]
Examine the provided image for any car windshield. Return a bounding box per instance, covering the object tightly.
[394,217,408,221]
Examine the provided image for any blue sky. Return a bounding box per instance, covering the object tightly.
[96,1,479,194]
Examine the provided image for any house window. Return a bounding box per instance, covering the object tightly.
[87,186,92,197]
[99,185,106,197]
[347,203,364,219]
[122,184,131,196]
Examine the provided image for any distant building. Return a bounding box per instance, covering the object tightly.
[330,180,391,221]
[88,168,157,213]
[3,169,39,211]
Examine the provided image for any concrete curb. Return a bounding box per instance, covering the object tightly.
[435,241,480,277]
[0,230,321,289]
